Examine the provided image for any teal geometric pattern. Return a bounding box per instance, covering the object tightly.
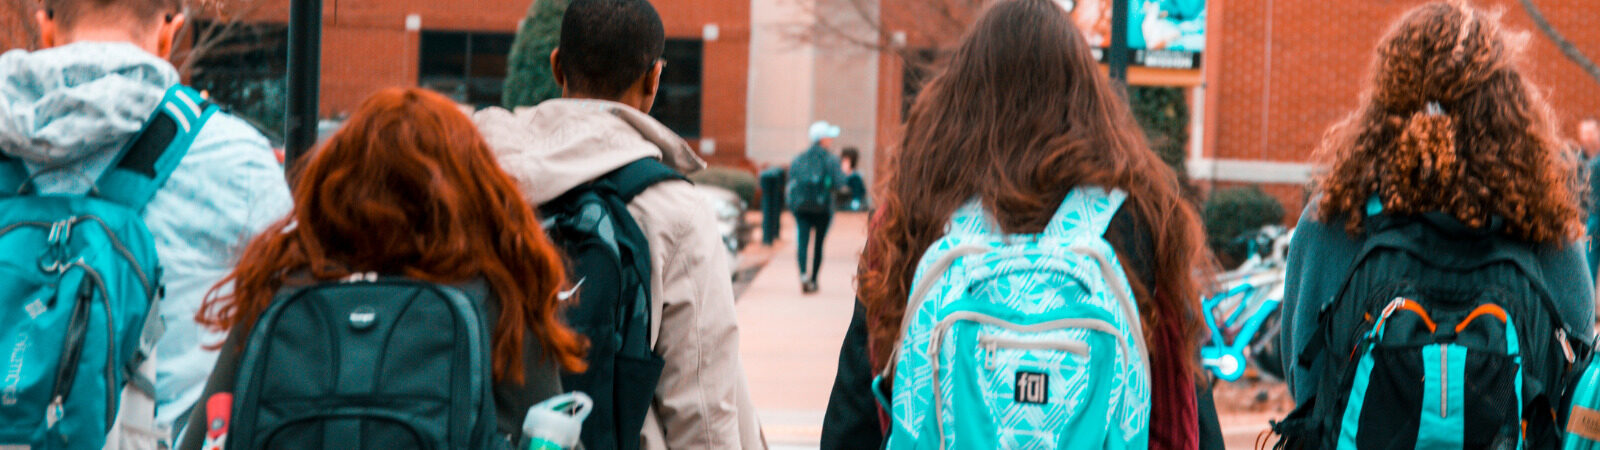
[886,186,1151,449]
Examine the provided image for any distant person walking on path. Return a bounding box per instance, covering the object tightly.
[840,146,868,211]
[473,0,763,447]
[183,88,587,449]
[1275,3,1594,446]
[841,0,1217,446]
[1581,118,1600,280]
[0,0,291,444]
[788,120,847,293]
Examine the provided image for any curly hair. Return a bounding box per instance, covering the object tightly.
[1316,1,1581,243]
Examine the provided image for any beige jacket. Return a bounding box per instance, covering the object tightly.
[474,100,764,450]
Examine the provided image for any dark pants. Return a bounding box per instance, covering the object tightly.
[760,168,786,245]
[795,211,832,283]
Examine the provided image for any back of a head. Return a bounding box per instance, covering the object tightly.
[840,147,860,167]
[297,88,505,265]
[895,0,1151,233]
[43,0,181,35]
[1316,1,1578,243]
[558,0,665,98]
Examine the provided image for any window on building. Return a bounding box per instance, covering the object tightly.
[652,39,703,138]
[188,21,290,144]
[419,31,515,108]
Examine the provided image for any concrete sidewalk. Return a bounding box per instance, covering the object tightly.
[735,211,869,449]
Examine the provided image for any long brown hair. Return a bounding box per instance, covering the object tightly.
[1316,2,1580,243]
[199,88,587,382]
[860,0,1211,374]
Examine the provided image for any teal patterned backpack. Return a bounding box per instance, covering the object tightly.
[875,186,1151,449]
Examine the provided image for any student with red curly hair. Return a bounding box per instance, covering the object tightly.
[176,88,587,448]
[1279,2,1595,446]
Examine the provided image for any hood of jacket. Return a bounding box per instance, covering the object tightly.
[473,98,705,205]
[0,42,178,194]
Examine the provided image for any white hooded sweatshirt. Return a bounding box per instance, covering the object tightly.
[473,99,764,449]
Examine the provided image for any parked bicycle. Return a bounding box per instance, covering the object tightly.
[1200,225,1293,382]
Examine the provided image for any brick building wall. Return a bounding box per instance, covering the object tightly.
[1202,0,1600,221]
[295,0,753,168]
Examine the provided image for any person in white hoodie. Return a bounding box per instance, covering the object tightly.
[473,0,763,448]
[0,0,290,444]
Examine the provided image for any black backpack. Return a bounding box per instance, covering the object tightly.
[786,150,834,214]
[539,158,685,450]
[1273,213,1590,449]
[227,277,504,449]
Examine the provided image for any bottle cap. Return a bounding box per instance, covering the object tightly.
[522,392,593,449]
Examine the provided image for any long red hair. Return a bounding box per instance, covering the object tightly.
[199,88,587,382]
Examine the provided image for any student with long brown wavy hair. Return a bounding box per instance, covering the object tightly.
[175,87,587,448]
[822,0,1217,447]
[1278,1,1595,445]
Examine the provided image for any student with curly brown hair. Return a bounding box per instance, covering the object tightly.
[1277,2,1595,446]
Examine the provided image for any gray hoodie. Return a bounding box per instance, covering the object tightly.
[474,99,764,449]
[0,42,292,439]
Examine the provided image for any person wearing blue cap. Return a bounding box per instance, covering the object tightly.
[788,121,848,293]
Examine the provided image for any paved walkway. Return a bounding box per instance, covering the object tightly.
[736,211,869,448]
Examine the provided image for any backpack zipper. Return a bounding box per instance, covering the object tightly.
[0,216,154,297]
[1440,347,1448,419]
[978,333,1090,371]
[46,276,96,432]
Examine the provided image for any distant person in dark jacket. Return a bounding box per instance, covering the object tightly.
[1581,118,1600,280]
[839,146,868,211]
[788,121,848,293]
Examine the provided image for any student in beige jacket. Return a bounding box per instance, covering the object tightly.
[473,0,764,448]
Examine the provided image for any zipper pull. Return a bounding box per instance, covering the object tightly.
[984,338,997,370]
[1559,328,1575,363]
[45,395,63,429]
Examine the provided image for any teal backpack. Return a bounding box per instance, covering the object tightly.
[876,186,1151,449]
[0,85,211,448]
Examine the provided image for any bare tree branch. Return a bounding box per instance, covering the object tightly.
[174,0,278,78]
[1518,0,1600,86]
[783,0,984,75]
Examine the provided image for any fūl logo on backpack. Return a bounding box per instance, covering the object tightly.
[1015,371,1048,404]
[3,335,26,406]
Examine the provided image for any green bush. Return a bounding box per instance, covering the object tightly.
[1130,86,1190,185]
[689,166,759,207]
[1203,185,1286,268]
[503,0,567,109]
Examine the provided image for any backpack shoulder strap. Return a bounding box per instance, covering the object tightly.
[596,158,689,203]
[1044,186,1128,239]
[95,84,216,210]
[0,153,25,196]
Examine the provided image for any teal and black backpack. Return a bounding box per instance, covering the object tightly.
[0,85,212,448]
[786,149,834,215]
[876,186,1152,449]
[538,158,684,450]
[1274,212,1591,449]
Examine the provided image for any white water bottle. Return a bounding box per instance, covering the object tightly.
[522,392,593,450]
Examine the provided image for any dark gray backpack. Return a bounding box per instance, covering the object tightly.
[226,278,504,449]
